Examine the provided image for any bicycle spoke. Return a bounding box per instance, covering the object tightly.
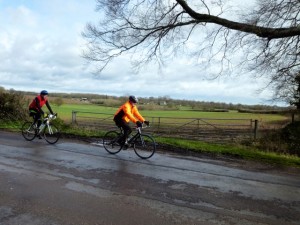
[103,131,123,154]
[44,124,60,144]
[21,121,37,141]
[133,134,156,159]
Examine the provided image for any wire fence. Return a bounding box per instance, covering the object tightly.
[71,110,266,143]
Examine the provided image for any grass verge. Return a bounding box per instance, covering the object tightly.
[156,136,300,168]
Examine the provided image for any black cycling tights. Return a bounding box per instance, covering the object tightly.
[114,120,132,143]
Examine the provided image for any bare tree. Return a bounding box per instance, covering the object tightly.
[292,74,300,110]
[281,72,300,109]
[82,0,300,105]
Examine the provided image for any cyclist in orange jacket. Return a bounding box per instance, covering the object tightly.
[114,95,149,147]
[29,90,54,129]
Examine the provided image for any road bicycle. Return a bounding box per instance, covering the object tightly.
[102,125,156,159]
[21,113,60,144]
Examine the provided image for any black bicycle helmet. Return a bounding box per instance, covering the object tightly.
[129,95,138,103]
[40,90,48,95]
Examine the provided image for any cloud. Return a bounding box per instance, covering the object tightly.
[0,0,280,105]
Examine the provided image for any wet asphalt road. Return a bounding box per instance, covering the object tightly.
[0,130,299,225]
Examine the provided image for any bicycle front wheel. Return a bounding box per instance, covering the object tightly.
[103,131,123,154]
[21,121,37,141]
[44,124,60,144]
[133,134,156,159]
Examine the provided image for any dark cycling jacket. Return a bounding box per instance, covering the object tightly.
[114,101,145,123]
[29,95,53,114]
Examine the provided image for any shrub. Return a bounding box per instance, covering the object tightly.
[253,120,300,156]
[281,121,300,156]
[0,90,28,121]
[254,130,289,154]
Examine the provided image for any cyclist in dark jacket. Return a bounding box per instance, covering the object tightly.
[114,95,149,147]
[29,90,54,129]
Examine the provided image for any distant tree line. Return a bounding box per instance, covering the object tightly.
[4,87,294,112]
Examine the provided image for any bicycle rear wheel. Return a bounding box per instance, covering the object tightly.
[133,134,156,159]
[21,121,37,141]
[103,130,123,154]
[44,124,60,144]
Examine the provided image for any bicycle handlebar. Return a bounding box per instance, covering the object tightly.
[135,125,150,134]
[44,113,57,122]
[135,124,149,129]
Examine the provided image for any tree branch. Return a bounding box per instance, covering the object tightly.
[176,0,300,39]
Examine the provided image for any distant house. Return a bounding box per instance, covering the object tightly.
[159,101,167,105]
[80,98,88,101]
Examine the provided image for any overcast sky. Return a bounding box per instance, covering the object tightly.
[0,0,282,106]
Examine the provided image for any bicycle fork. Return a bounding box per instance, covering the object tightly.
[48,125,55,135]
[135,135,146,147]
[38,124,50,135]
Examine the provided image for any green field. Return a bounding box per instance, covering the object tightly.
[52,104,116,122]
[51,103,289,125]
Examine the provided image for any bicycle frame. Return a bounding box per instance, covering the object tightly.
[103,125,156,159]
[127,127,143,144]
[40,114,57,134]
[21,113,60,144]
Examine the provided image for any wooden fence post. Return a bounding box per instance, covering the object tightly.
[254,119,258,139]
[72,111,77,124]
[158,117,160,128]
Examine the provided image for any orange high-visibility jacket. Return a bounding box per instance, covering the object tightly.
[114,101,145,123]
